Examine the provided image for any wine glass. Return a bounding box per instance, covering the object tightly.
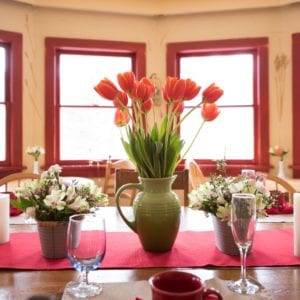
[241,169,255,178]
[227,193,261,295]
[0,289,11,300]
[65,213,106,298]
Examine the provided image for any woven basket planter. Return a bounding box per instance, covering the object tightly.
[37,221,69,259]
[212,215,252,256]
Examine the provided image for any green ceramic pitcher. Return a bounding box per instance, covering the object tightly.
[115,175,181,252]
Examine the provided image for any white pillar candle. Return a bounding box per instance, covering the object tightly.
[0,194,10,243]
[294,193,300,257]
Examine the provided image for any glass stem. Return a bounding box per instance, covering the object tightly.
[81,266,89,285]
[240,246,248,283]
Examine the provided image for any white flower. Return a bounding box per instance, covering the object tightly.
[40,171,48,179]
[44,190,66,211]
[15,182,32,199]
[68,196,89,212]
[26,146,45,160]
[66,185,77,202]
[216,205,230,221]
[188,189,204,210]
[25,207,36,219]
[189,171,272,222]
[229,181,244,193]
[12,164,108,221]
[48,164,62,173]
[90,184,102,196]
[255,180,269,195]
[198,182,217,199]
[216,193,226,205]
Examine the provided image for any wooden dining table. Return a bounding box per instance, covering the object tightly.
[1,207,299,299]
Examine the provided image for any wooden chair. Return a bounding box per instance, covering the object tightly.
[115,169,139,205]
[185,159,206,191]
[102,157,136,203]
[0,173,40,193]
[265,174,296,205]
[115,169,190,206]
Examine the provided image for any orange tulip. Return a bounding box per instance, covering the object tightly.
[113,92,128,109]
[140,77,155,95]
[94,78,119,100]
[201,103,220,121]
[172,101,184,115]
[114,109,130,127]
[184,79,201,100]
[275,148,283,156]
[132,80,154,102]
[141,98,153,113]
[163,76,186,102]
[117,71,136,94]
[202,83,223,103]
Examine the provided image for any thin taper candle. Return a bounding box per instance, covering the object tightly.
[294,193,300,257]
[0,194,10,243]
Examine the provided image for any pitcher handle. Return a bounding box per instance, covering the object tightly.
[115,182,143,233]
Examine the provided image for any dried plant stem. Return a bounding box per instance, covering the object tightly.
[274,53,289,121]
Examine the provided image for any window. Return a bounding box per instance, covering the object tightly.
[292,33,300,178]
[0,30,22,177]
[59,53,132,161]
[167,38,269,175]
[45,38,146,177]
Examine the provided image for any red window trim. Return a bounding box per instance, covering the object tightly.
[292,33,300,177]
[0,30,23,177]
[45,37,146,177]
[167,38,269,176]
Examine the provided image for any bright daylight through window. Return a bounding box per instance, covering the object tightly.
[180,54,254,160]
[0,46,5,161]
[59,54,132,161]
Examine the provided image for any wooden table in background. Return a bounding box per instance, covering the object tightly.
[1,207,300,300]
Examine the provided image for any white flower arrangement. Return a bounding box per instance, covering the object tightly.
[189,170,272,221]
[12,164,108,221]
[26,146,45,161]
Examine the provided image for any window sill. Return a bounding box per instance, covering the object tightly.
[0,166,25,178]
[198,163,271,177]
[288,164,300,178]
[46,164,106,178]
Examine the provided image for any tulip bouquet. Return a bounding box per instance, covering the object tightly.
[94,72,223,178]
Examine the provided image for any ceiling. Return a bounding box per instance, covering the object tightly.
[10,0,300,16]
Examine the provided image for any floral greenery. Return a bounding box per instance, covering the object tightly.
[189,160,273,221]
[269,145,288,161]
[12,165,108,221]
[26,146,45,161]
[94,72,223,178]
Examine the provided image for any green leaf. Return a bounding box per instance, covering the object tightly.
[158,117,168,140]
[119,117,185,178]
[151,123,159,141]
[11,197,36,212]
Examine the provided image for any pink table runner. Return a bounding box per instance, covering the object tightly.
[0,229,299,270]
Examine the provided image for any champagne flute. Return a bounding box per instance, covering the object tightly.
[227,193,261,295]
[66,213,106,298]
